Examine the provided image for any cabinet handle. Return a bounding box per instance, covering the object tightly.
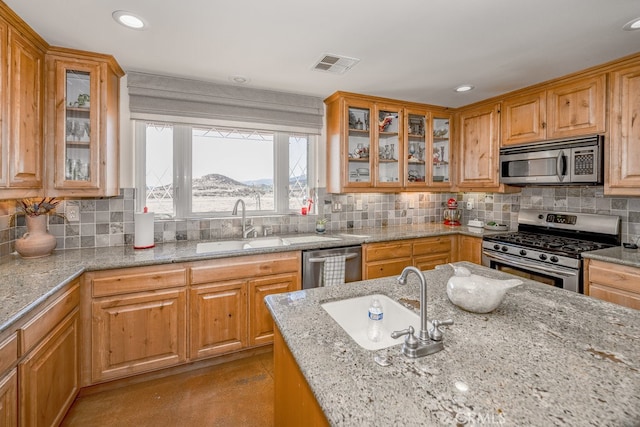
[541,121,546,129]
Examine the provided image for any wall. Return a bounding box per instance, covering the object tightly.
[1,186,638,258]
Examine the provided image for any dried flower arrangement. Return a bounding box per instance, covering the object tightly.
[18,197,60,216]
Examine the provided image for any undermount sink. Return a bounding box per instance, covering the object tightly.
[196,235,342,254]
[321,294,421,351]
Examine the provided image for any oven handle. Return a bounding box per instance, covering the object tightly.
[482,250,578,278]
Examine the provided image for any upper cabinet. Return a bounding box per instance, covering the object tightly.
[45,48,124,197]
[325,92,453,193]
[501,74,606,146]
[457,102,501,190]
[606,62,640,196]
[0,11,47,199]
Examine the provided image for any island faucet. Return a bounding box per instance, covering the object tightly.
[391,266,453,358]
[232,199,256,238]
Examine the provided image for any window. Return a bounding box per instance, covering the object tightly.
[136,122,311,218]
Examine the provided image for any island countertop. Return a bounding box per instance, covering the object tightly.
[265,263,640,426]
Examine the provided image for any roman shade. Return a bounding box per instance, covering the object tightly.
[127,71,324,134]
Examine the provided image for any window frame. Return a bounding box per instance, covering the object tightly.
[135,120,314,219]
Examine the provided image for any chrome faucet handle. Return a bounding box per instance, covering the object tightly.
[391,326,420,350]
[429,319,454,342]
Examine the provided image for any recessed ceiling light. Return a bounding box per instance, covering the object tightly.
[454,84,475,93]
[229,75,250,84]
[622,17,640,31]
[112,10,147,30]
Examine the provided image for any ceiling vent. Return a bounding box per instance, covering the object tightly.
[312,54,360,74]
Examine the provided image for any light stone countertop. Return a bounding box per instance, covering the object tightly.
[583,246,640,269]
[265,262,640,426]
[0,223,497,335]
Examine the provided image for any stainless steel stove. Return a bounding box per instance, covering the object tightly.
[482,209,620,293]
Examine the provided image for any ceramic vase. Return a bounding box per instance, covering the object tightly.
[15,215,57,259]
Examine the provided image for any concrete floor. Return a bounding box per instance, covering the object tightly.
[61,351,274,427]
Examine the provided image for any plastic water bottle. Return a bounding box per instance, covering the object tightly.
[367,297,384,342]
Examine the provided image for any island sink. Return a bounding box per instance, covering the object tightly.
[321,294,421,351]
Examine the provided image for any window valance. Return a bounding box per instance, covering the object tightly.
[127,71,324,134]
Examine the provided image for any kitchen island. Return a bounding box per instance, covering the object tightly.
[265,262,640,426]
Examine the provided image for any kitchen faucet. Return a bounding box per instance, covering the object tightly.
[232,199,256,238]
[391,266,453,358]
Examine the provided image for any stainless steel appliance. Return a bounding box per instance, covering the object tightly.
[482,209,620,293]
[499,135,603,185]
[302,246,362,289]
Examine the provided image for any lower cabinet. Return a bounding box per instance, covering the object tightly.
[249,274,298,347]
[363,236,454,279]
[274,327,328,427]
[0,369,17,426]
[584,259,640,310]
[456,235,482,265]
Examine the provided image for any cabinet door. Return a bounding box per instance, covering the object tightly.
[190,281,247,360]
[606,64,640,195]
[457,103,501,189]
[19,310,79,427]
[586,260,640,310]
[342,99,373,190]
[6,27,43,190]
[501,91,547,146]
[457,235,482,264]
[431,115,452,187]
[405,109,429,188]
[248,273,298,347]
[0,369,17,427]
[546,75,606,139]
[92,289,187,382]
[374,103,403,189]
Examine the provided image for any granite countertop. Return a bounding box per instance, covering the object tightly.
[0,223,496,335]
[583,246,640,269]
[266,263,640,426]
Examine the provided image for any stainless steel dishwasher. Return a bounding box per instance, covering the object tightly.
[301,246,362,289]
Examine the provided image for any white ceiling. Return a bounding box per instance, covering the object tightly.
[6,0,640,108]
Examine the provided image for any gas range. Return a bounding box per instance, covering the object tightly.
[482,209,620,293]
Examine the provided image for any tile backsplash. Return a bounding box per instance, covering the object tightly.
[1,186,639,257]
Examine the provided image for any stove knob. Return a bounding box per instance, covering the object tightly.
[493,244,501,250]
[519,249,527,256]
[501,246,509,252]
[550,256,559,263]
[539,254,547,261]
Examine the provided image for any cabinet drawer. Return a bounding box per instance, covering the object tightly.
[589,284,640,310]
[364,242,412,262]
[589,261,640,294]
[413,236,452,256]
[0,334,17,374]
[91,265,187,297]
[20,282,79,355]
[365,258,412,280]
[190,252,300,285]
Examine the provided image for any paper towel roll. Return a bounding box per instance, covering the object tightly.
[134,211,155,249]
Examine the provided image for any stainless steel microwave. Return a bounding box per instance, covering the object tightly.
[499,135,604,185]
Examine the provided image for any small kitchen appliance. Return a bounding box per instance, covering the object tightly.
[443,198,461,226]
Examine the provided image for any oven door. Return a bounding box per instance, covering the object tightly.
[482,250,581,293]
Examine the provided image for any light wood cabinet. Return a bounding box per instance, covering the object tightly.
[585,259,640,310]
[363,236,455,279]
[0,14,47,198]
[457,103,502,190]
[501,91,547,146]
[190,281,247,360]
[87,265,188,383]
[189,251,301,359]
[546,75,606,139]
[606,62,640,196]
[325,91,453,193]
[18,281,80,427]
[274,327,328,427]
[457,235,482,265]
[45,47,123,197]
[0,369,17,427]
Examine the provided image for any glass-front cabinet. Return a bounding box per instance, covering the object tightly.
[431,116,451,186]
[45,48,123,197]
[325,91,452,193]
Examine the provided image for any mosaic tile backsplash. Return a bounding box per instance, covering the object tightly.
[1,186,639,257]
